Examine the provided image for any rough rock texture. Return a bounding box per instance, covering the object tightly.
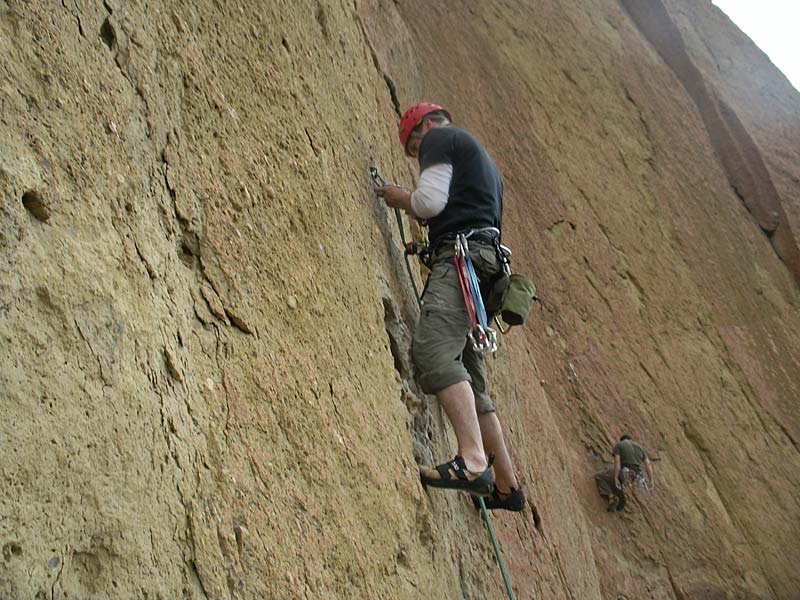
[1,1,799,599]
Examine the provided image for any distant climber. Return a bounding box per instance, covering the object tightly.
[595,435,654,512]
[375,103,524,511]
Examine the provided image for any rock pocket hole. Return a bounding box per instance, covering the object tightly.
[2,542,23,561]
[22,189,50,221]
[100,18,116,50]
[532,506,543,533]
[179,240,196,268]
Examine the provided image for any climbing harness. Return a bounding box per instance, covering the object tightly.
[370,165,516,600]
[454,233,498,356]
[621,467,653,493]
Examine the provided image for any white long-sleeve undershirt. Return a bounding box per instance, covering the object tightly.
[410,163,453,219]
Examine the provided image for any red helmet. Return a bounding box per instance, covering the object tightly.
[397,102,451,150]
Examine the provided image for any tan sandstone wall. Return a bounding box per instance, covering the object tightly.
[365,1,800,598]
[2,1,799,599]
[0,1,512,597]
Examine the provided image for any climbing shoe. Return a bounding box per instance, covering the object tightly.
[606,497,619,512]
[472,485,526,512]
[420,455,494,496]
[614,496,626,512]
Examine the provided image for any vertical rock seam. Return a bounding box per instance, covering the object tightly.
[620,0,800,285]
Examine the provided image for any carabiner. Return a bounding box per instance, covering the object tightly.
[369,166,386,188]
[455,233,470,258]
[485,326,498,354]
[468,329,485,354]
[469,324,497,357]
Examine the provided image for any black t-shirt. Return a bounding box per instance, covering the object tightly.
[417,126,503,246]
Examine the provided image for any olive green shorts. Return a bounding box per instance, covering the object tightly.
[412,241,501,414]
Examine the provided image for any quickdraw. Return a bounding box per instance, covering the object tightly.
[454,234,498,356]
[370,166,422,304]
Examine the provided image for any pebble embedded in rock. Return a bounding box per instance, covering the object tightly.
[171,12,185,33]
[287,295,298,309]
[48,556,60,569]
[164,348,184,382]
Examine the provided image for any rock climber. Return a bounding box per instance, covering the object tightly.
[374,103,524,511]
[594,434,654,512]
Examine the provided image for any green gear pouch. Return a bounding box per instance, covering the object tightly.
[483,272,510,316]
[473,244,509,316]
[500,274,536,326]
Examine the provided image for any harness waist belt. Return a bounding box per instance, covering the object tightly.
[464,233,498,245]
[434,230,500,249]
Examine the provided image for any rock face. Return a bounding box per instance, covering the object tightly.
[1,1,798,599]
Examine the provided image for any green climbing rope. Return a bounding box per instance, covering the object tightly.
[369,166,422,304]
[370,166,517,600]
[478,497,516,600]
[392,206,422,305]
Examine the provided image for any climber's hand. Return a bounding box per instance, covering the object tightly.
[375,185,412,212]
